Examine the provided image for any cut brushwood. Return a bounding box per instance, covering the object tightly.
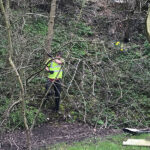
[123,139,150,146]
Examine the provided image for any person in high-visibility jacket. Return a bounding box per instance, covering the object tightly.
[45,51,64,112]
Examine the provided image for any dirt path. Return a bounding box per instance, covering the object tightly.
[0,121,122,150]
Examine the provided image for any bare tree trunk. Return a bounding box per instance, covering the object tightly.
[0,0,31,149]
[46,0,57,54]
[5,0,9,10]
[146,5,150,42]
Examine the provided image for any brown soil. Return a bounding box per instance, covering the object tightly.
[0,121,122,150]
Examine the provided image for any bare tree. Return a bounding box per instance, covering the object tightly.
[0,0,31,149]
[46,0,57,54]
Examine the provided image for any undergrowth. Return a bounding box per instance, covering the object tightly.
[0,3,150,130]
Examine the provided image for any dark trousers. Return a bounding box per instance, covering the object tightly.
[45,79,61,111]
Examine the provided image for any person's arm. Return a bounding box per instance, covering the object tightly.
[45,58,51,71]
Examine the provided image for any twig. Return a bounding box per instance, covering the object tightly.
[92,74,96,96]
[67,59,81,93]
[4,100,21,118]
[11,138,19,150]
[115,78,123,103]
[26,58,55,85]
[25,13,48,18]
[66,69,87,123]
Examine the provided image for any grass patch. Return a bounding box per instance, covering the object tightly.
[46,134,150,150]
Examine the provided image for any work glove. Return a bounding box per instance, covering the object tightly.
[49,71,54,74]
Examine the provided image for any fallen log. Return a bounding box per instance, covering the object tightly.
[123,128,150,134]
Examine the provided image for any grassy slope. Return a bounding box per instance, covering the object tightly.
[49,134,150,150]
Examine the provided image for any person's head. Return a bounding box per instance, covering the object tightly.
[55,51,62,58]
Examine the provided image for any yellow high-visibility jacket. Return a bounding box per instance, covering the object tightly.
[46,58,64,79]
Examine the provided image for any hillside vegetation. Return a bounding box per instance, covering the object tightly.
[0,0,150,131]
